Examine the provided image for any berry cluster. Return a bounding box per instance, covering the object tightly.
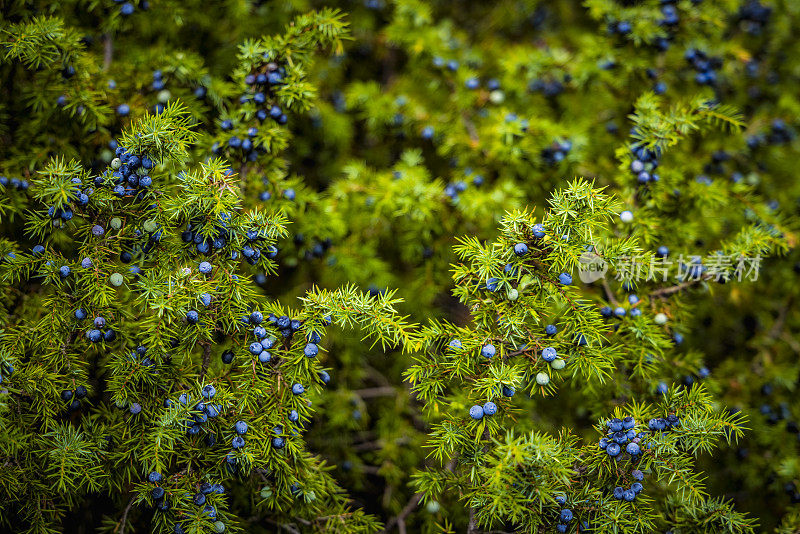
[685,48,723,86]
[45,173,98,228]
[553,496,573,533]
[699,149,732,178]
[47,204,75,227]
[174,386,225,443]
[108,145,154,197]
[658,1,680,27]
[759,398,795,430]
[180,216,277,264]
[468,400,498,420]
[76,312,117,343]
[150,70,166,92]
[747,119,795,150]
[60,385,88,412]
[443,168,484,203]
[260,311,313,340]
[239,311,330,426]
[540,346,565,371]
[117,1,149,16]
[247,328,276,364]
[767,119,794,145]
[146,470,227,533]
[462,224,575,387]
[149,70,172,114]
[181,215,231,257]
[628,142,661,185]
[647,414,681,432]
[271,423,287,449]
[291,232,333,261]
[212,62,288,162]
[216,122,262,162]
[431,56,460,72]
[0,176,29,191]
[647,67,668,95]
[612,469,645,502]
[598,417,644,458]
[528,76,566,97]
[736,0,772,35]
[677,257,707,280]
[600,293,642,320]
[605,2,686,52]
[541,139,572,165]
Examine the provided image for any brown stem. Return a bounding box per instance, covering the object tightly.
[766,297,793,340]
[264,519,301,534]
[649,276,709,298]
[381,492,422,533]
[467,506,477,533]
[116,497,135,534]
[200,342,211,380]
[103,34,113,71]
[601,279,618,307]
[466,428,492,534]
[355,386,397,398]
[462,112,480,145]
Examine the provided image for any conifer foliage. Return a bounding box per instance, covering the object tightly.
[1,1,800,533]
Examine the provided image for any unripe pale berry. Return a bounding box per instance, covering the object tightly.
[535,373,550,385]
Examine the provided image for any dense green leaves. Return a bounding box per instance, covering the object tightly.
[1,0,800,533]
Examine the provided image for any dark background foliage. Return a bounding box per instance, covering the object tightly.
[1,0,799,533]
